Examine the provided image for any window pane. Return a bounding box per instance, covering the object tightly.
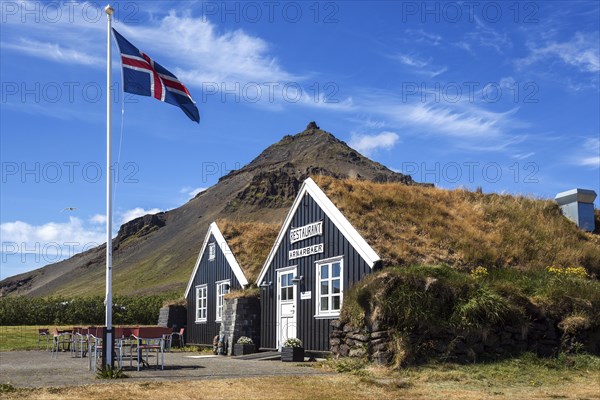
[281,288,287,300]
[321,282,329,295]
[332,295,340,310]
[287,287,294,300]
[332,279,341,293]
[321,297,328,311]
[333,262,341,277]
[321,264,329,279]
[281,275,287,287]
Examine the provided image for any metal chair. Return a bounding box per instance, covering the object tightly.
[38,328,50,351]
[169,328,185,349]
[133,335,164,371]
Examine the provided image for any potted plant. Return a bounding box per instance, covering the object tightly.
[233,336,256,356]
[281,338,304,362]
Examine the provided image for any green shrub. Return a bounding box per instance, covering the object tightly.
[0,294,173,325]
[96,366,128,379]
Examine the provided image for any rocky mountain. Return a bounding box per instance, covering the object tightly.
[0,123,414,298]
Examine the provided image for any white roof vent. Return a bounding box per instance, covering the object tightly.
[555,188,597,232]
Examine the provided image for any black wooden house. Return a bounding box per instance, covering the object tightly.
[256,178,381,352]
[184,222,249,345]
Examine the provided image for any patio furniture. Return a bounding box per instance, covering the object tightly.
[88,333,125,371]
[38,328,51,351]
[132,335,164,371]
[168,328,185,350]
[51,329,74,358]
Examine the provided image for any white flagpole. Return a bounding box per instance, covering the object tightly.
[104,4,114,368]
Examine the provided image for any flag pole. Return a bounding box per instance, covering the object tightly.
[103,3,114,369]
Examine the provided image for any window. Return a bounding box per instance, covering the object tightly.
[208,243,216,261]
[316,258,343,317]
[280,272,294,301]
[195,285,207,323]
[216,280,230,321]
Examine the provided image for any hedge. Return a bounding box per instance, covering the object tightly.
[0,295,171,326]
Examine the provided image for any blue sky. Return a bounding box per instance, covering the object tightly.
[1,1,599,279]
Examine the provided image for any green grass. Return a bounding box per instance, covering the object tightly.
[0,326,56,351]
[341,264,600,364]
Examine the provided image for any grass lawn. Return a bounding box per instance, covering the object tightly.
[1,353,598,399]
[0,326,57,351]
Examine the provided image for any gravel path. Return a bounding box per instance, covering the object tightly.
[0,351,330,388]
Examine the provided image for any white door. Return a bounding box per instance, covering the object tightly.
[277,267,297,350]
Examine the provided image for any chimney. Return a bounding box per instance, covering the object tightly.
[555,188,597,232]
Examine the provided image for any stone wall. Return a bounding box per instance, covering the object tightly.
[330,317,599,365]
[157,305,187,331]
[219,297,261,355]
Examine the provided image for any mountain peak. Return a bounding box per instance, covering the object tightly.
[306,121,320,130]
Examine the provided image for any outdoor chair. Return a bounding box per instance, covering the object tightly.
[88,334,124,371]
[169,328,185,350]
[71,332,88,358]
[38,328,50,351]
[51,329,74,358]
[132,334,164,371]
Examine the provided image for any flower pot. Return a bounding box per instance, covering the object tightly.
[281,346,304,362]
[234,343,256,356]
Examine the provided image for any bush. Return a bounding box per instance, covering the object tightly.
[0,295,172,325]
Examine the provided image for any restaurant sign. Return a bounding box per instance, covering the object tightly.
[290,221,323,244]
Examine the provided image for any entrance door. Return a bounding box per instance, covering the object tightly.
[277,267,297,350]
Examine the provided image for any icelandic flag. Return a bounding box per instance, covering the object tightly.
[112,28,200,123]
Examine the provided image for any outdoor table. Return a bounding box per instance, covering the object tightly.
[132,335,165,371]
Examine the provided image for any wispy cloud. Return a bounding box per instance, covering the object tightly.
[573,138,600,168]
[349,131,399,156]
[1,39,102,66]
[465,17,512,53]
[403,29,442,46]
[518,32,600,73]
[391,53,447,78]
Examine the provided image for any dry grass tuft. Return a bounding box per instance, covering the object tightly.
[313,176,600,276]
[217,219,280,283]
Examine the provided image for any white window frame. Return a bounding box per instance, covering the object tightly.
[215,280,230,322]
[315,256,344,318]
[195,284,207,323]
[208,243,216,261]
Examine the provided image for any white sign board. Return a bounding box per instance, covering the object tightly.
[289,243,324,260]
[300,291,312,300]
[290,221,323,244]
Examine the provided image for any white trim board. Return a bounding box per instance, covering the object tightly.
[184,222,249,298]
[257,177,380,285]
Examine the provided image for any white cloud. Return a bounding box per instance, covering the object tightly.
[391,53,447,78]
[464,17,512,53]
[1,39,103,66]
[0,217,105,263]
[518,32,600,73]
[180,186,207,198]
[382,103,510,138]
[119,207,161,225]
[349,131,399,155]
[395,54,430,68]
[574,138,600,168]
[512,152,535,160]
[90,214,107,224]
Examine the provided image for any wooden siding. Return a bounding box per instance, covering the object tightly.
[186,233,243,345]
[260,193,372,351]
